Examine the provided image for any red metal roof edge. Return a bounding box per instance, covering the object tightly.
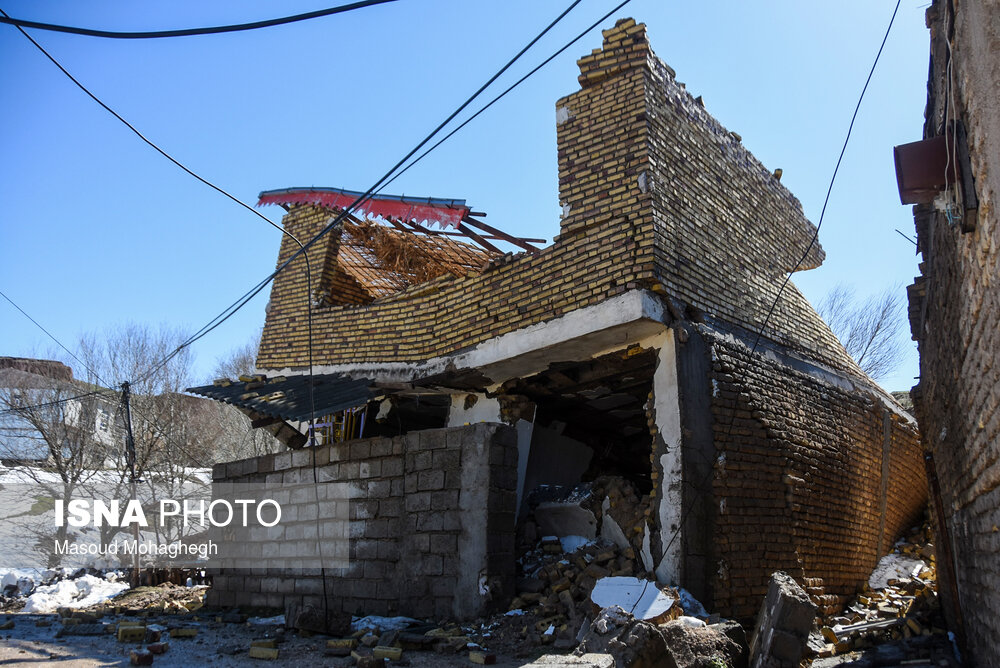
[256,187,470,229]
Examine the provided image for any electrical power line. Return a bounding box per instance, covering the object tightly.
[0,389,117,416]
[0,1,399,39]
[384,0,634,190]
[895,228,917,246]
[659,0,903,559]
[1,9,288,238]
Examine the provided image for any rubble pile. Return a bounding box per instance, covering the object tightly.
[511,536,671,628]
[513,476,664,625]
[807,524,959,665]
[92,582,208,616]
[576,606,746,668]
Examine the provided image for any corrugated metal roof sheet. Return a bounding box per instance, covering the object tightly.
[186,373,373,423]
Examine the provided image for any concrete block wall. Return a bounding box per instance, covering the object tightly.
[206,423,518,621]
[704,330,926,623]
[908,2,1000,663]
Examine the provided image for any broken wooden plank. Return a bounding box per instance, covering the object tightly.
[463,215,541,252]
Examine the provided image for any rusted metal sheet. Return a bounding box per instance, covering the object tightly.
[893,135,960,205]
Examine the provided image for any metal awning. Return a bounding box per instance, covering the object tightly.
[187,373,374,423]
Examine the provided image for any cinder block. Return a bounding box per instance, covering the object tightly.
[129,649,153,666]
[117,625,146,643]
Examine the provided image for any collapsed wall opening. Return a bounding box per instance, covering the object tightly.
[500,346,657,495]
[364,394,451,437]
[489,345,667,584]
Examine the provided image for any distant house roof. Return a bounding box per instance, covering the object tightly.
[0,357,73,382]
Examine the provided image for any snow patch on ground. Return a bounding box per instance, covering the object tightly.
[868,553,927,590]
[248,614,285,625]
[352,615,419,633]
[674,615,707,628]
[21,573,128,613]
[0,568,43,584]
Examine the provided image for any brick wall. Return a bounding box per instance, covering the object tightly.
[206,423,518,620]
[909,2,1000,663]
[703,329,925,623]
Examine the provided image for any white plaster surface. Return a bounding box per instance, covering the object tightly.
[650,334,684,586]
[446,393,501,427]
[599,496,630,551]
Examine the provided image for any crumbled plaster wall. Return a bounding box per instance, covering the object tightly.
[909,2,1000,664]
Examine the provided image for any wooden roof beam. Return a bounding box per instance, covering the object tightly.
[463,216,541,253]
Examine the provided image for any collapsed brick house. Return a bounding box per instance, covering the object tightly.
[193,19,926,624]
[896,1,1000,664]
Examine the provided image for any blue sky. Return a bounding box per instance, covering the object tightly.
[0,1,929,391]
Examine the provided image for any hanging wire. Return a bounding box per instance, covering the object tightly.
[0,1,399,39]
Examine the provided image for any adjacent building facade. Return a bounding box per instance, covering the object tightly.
[902,1,1000,664]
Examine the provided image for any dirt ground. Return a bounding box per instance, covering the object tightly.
[0,612,563,667]
[0,583,571,668]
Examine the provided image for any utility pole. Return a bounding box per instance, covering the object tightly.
[120,381,141,585]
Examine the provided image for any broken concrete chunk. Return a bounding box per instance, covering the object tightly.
[591,605,631,635]
[659,618,746,668]
[129,649,153,666]
[286,603,351,636]
[577,615,673,668]
[749,571,816,668]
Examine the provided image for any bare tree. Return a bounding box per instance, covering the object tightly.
[0,361,119,566]
[211,332,260,381]
[818,284,906,381]
[208,332,282,461]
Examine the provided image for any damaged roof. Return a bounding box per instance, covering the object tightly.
[187,373,374,423]
[258,187,543,303]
